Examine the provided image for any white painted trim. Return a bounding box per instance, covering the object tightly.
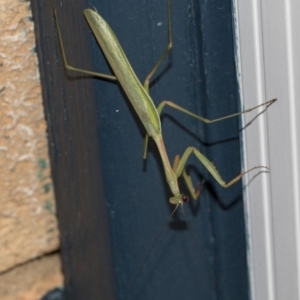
[233,0,300,299]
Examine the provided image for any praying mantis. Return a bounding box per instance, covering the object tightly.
[48,0,275,211]
[47,0,276,296]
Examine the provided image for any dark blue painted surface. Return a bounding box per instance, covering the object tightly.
[32,0,249,299]
[41,288,65,300]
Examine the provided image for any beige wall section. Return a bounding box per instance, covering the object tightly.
[0,254,63,300]
[0,0,62,293]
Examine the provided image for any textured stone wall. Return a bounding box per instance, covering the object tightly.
[0,0,62,298]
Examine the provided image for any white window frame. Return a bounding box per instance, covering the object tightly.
[234,1,300,299]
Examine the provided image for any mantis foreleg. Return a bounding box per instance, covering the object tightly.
[172,154,202,200]
[174,146,267,198]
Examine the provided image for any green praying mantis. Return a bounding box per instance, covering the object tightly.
[48,0,276,211]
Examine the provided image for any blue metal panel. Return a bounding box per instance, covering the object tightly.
[32,0,249,299]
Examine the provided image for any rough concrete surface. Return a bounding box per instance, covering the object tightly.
[0,254,63,300]
[0,0,62,298]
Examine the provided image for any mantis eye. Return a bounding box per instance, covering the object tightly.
[182,195,189,203]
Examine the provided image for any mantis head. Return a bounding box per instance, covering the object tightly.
[169,194,189,205]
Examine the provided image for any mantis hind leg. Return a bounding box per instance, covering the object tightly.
[49,0,116,81]
[174,146,268,199]
[142,0,172,159]
[143,0,173,93]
